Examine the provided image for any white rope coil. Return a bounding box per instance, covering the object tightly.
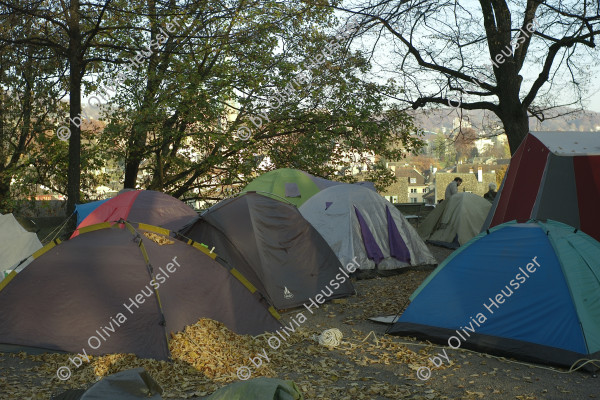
[318,328,343,348]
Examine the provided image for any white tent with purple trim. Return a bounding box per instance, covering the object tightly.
[299,185,436,270]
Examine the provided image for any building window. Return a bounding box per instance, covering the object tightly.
[410,188,417,193]
[411,198,417,203]
[410,178,417,183]
[423,188,427,193]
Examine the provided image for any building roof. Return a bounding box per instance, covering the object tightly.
[456,164,500,173]
[393,167,426,185]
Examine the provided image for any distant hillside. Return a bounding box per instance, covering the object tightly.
[410,107,600,133]
[79,102,600,134]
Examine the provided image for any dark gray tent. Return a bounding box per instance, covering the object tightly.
[0,221,281,360]
[178,192,355,309]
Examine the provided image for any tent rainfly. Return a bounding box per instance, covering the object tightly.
[179,192,355,310]
[390,220,600,369]
[300,185,437,270]
[72,190,197,238]
[0,221,280,360]
[418,193,492,248]
[483,131,600,242]
[243,168,376,207]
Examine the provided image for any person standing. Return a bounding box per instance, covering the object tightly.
[444,177,463,199]
[484,183,497,202]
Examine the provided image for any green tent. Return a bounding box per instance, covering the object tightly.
[243,168,375,207]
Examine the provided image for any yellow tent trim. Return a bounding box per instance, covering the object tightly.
[32,239,62,259]
[138,223,170,236]
[122,222,151,264]
[191,241,217,259]
[230,268,257,293]
[229,268,280,319]
[0,270,16,293]
[78,221,113,235]
[123,221,138,236]
[268,306,281,320]
[138,242,151,265]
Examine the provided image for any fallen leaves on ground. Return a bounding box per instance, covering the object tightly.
[169,319,273,380]
[0,316,449,399]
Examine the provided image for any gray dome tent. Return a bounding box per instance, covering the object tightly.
[300,185,436,270]
[0,221,280,360]
[178,192,355,310]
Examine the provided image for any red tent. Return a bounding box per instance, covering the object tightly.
[72,190,197,238]
[483,131,600,241]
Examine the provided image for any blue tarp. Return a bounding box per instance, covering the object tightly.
[74,199,110,226]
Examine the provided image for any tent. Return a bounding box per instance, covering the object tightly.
[53,368,163,400]
[0,221,281,360]
[178,192,354,309]
[206,377,303,400]
[389,220,600,369]
[74,199,110,226]
[243,168,375,207]
[299,185,436,270]
[72,190,197,238]
[418,193,492,248]
[483,131,600,242]
[0,213,43,277]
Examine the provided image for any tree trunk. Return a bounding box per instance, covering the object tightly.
[123,127,146,188]
[66,0,82,230]
[0,175,11,213]
[497,102,530,155]
[123,0,159,189]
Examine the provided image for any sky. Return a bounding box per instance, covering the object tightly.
[585,83,600,112]
[338,0,600,114]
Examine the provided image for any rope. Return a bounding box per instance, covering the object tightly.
[315,328,343,348]
[40,211,76,244]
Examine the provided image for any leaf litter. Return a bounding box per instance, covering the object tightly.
[1,313,447,399]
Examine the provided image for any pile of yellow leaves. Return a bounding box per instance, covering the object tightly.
[143,231,175,245]
[169,319,274,380]
[10,319,273,399]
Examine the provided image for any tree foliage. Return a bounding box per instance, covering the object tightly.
[1,0,426,208]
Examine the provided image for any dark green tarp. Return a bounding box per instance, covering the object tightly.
[206,378,303,400]
[51,368,163,400]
